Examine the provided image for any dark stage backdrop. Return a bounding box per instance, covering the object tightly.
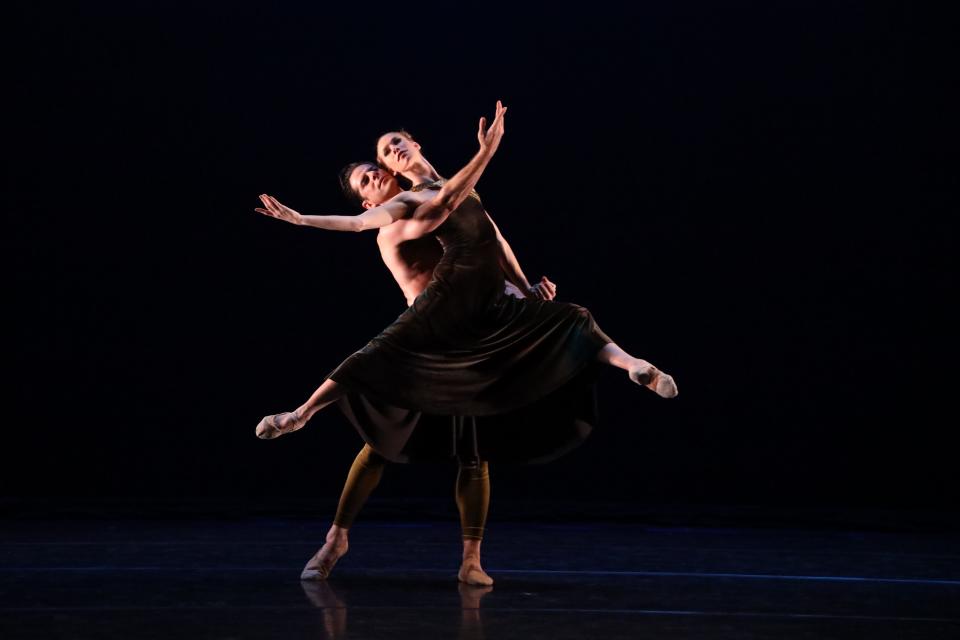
[7,2,954,514]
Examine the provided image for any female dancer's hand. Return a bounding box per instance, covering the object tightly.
[478,100,507,155]
[255,194,304,225]
[528,276,557,301]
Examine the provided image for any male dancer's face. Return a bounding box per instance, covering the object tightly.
[348,162,402,208]
[377,132,424,175]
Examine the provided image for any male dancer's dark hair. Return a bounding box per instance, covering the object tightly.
[338,160,376,207]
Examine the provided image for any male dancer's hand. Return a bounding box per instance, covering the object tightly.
[478,100,507,155]
[255,194,304,225]
[528,276,557,300]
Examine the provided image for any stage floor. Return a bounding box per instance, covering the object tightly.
[1,517,958,639]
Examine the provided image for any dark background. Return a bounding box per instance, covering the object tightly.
[7,2,955,518]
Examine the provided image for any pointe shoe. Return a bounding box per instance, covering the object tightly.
[458,563,494,586]
[255,411,305,440]
[301,539,349,581]
[653,371,678,398]
[629,365,678,399]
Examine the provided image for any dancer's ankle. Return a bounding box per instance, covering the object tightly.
[628,359,654,382]
[327,525,349,544]
[462,539,482,562]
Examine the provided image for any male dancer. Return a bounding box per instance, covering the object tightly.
[258,106,540,585]
[300,164,553,586]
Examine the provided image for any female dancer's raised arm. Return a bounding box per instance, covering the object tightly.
[393,101,507,240]
[418,102,507,215]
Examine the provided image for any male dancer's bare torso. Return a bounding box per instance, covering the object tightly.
[377,225,524,306]
[376,229,444,306]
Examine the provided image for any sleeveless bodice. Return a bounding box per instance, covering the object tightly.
[412,180,498,249]
[411,181,503,306]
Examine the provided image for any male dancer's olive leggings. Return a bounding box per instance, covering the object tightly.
[332,444,490,541]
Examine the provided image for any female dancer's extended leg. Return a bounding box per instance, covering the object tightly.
[257,339,677,439]
[597,342,678,398]
[256,379,344,439]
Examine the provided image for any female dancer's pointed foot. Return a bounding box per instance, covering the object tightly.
[255,410,306,439]
[301,537,349,581]
[458,560,494,586]
[655,372,678,398]
[628,363,678,398]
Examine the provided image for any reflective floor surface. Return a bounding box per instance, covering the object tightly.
[1,518,958,639]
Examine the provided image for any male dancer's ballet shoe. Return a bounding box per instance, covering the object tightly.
[301,538,349,581]
[255,411,305,439]
[628,366,679,399]
[458,563,494,586]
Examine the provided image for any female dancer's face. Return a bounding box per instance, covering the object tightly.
[377,132,422,175]
[348,163,400,208]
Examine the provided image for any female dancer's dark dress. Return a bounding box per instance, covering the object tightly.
[328,181,612,463]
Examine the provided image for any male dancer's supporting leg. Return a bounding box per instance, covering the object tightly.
[301,444,385,580]
[300,444,494,582]
[457,459,493,586]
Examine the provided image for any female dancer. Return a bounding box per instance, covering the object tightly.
[255,101,677,578]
